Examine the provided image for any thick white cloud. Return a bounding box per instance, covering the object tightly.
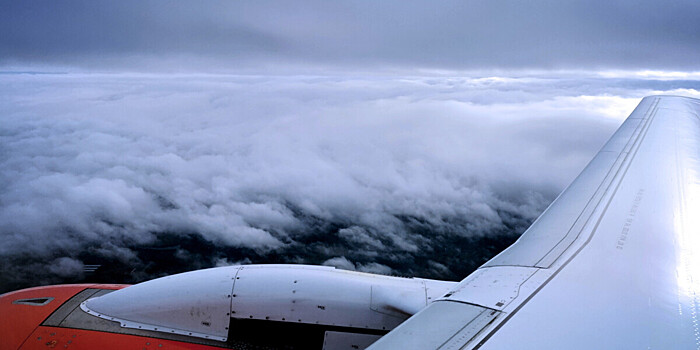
[1,72,698,291]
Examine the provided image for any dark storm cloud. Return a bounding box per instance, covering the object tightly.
[2,1,700,71]
[2,71,699,292]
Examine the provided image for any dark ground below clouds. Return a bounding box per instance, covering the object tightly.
[0,208,531,294]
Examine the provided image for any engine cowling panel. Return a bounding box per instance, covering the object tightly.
[79,264,455,349]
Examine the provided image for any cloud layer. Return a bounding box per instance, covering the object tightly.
[1,72,699,292]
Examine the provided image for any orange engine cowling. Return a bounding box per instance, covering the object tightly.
[0,265,456,350]
[0,284,126,350]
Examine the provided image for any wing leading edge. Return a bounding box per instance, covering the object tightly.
[368,95,700,349]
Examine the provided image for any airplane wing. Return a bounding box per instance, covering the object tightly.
[368,95,700,349]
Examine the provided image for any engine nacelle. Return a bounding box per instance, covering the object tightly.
[83,264,456,349]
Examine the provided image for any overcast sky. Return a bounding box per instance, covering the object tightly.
[2,2,700,292]
[2,0,700,72]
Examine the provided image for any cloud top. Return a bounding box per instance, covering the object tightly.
[1,72,699,292]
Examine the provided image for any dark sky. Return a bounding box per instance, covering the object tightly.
[2,1,700,72]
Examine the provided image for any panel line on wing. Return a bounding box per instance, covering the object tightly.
[534,96,660,267]
[367,96,700,350]
[484,97,659,268]
[471,97,663,350]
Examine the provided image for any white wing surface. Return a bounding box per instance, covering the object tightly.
[368,95,700,349]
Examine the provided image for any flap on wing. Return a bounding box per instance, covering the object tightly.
[367,301,499,350]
